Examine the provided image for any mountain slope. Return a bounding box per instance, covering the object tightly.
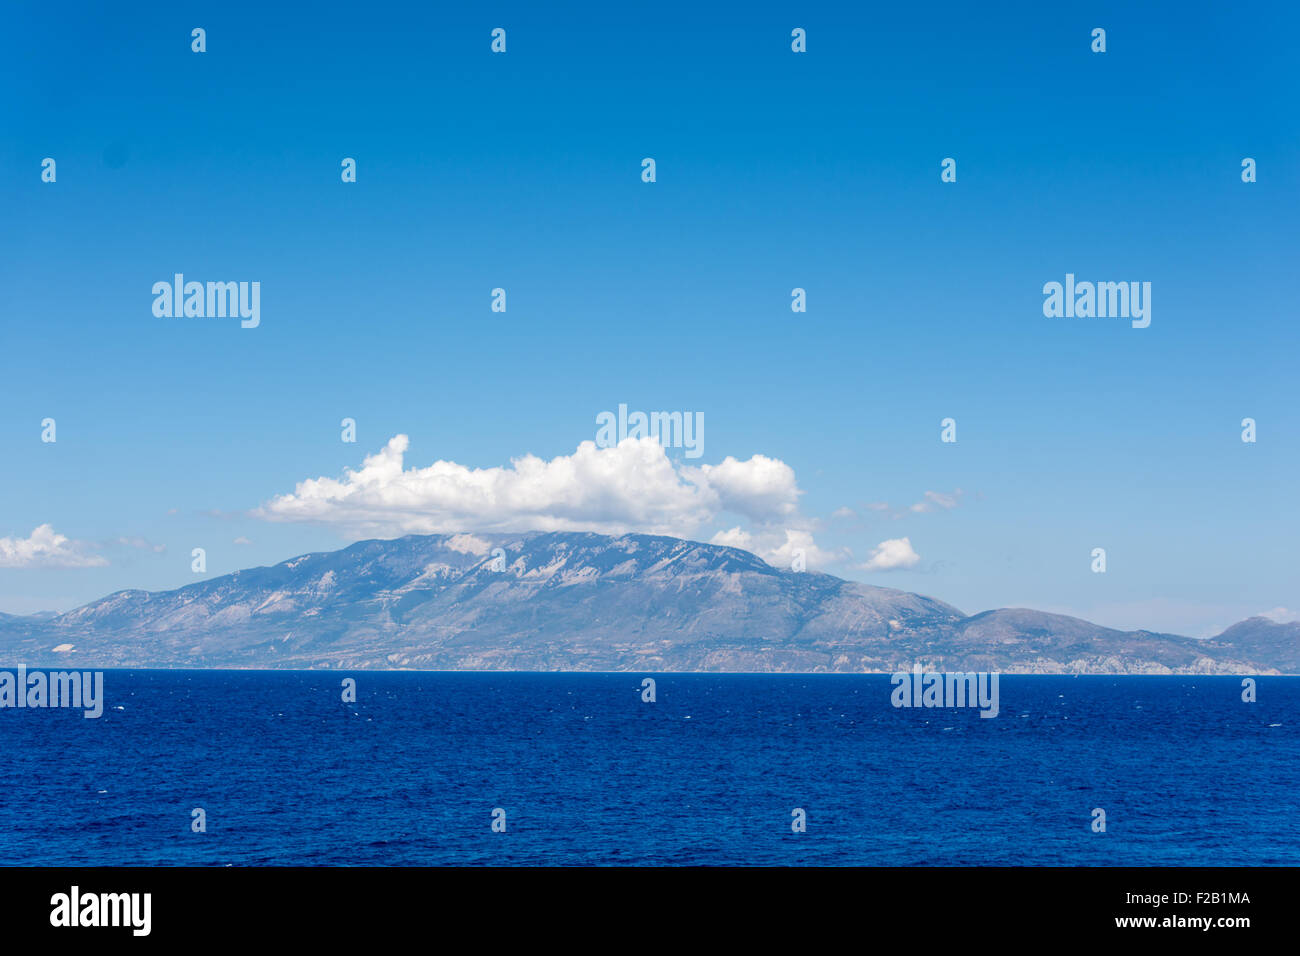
[1207,616,1300,672]
[0,531,1281,672]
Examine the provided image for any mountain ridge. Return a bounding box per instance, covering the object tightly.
[0,531,1287,673]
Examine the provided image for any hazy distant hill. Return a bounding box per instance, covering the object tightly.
[0,531,1283,673]
[1206,616,1300,673]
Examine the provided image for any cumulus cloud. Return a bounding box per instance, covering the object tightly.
[256,435,804,541]
[709,526,754,550]
[445,533,491,556]
[0,525,107,569]
[859,537,920,572]
[690,454,801,522]
[710,526,844,569]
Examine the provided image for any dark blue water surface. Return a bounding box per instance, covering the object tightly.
[0,672,1296,865]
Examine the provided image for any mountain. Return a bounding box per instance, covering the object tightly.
[1206,616,1300,673]
[0,531,1284,672]
[0,610,57,622]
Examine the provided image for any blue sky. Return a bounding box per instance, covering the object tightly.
[1,1,1297,636]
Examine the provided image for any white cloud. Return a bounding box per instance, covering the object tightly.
[445,533,491,556]
[1261,607,1300,624]
[233,536,253,546]
[710,526,843,569]
[909,489,964,514]
[860,537,920,571]
[117,536,166,553]
[856,491,965,519]
[761,528,843,569]
[709,527,754,550]
[690,454,801,522]
[0,525,107,569]
[256,435,804,540]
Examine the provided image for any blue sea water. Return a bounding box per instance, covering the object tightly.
[0,672,1296,866]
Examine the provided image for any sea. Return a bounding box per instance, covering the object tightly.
[1,672,1296,866]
